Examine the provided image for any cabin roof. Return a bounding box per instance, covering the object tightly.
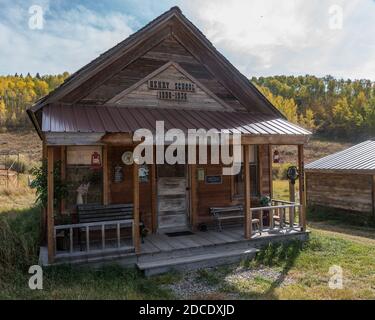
[305,139,375,173]
[41,104,311,136]
[28,6,283,117]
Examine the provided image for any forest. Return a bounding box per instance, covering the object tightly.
[0,73,69,129]
[0,73,374,141]
[252,75,375,140]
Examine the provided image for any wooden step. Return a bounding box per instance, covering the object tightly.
[138,236,258,263]
[137,247,258,277]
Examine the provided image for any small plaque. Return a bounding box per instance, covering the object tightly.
[197,168,205,181]
[114,165,123,183]
[205,175,222,184]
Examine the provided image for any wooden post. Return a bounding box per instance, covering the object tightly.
[189,164,197,230]
[133,162,140,253]
[258,145,263,195]
[47,147,55,263]
[60,146,66,214]
[41,140,47,244]
[298,144,306,231]
[289,180,296,227]
[102,145,109,205]
[372,175,375,217]
[244,144,252,239]
[269,144,273,198]
[151,161,157,233]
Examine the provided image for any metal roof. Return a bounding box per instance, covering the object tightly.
[41,104,311,136]
[305,140,375,173]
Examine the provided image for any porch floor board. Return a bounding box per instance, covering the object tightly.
[141,226,306,255]
[43,226,309,268]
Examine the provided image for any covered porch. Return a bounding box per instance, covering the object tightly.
[42,141,307,267]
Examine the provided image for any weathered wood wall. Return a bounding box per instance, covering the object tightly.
[194,145,271,226]
[107,146,153,229]
[306,172,373,213]
[78,36,246,111]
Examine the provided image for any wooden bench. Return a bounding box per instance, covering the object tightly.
[77,203,134,223]
[210,205,261,234]
[77,203,144,242]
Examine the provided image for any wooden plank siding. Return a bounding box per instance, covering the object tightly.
[79,36,246,111]
[88,144,273,231]
[306,172,373,213]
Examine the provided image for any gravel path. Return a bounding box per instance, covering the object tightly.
[163,265,295,299]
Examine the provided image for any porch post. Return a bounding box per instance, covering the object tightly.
[298,144,306,231]
[151,161,157,233]
[189,164,197,230]
[102,145,109,205]
[269,144,273,198]
[41,140,47,243]
[60,146,66,214]
[133,162,140,253]
[47,146,55,263]
[243,144,252,239]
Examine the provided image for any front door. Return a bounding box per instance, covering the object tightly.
[157,164,189,232]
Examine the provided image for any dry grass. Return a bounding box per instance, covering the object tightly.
[0,130,42,163]
[276,138,352,164]
[0,175,36,214]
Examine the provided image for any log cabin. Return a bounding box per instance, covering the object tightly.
[306,139,375,220]
[28,7,311,274]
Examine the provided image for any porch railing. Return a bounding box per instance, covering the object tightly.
[54,219,134,259]
[250,199,302,232]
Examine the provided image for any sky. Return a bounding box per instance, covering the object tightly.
[0,0,375,80]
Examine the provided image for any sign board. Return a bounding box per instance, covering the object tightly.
[205,175,222,184]
[148,80,194,102]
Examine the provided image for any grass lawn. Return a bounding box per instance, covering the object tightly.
[1,180,375,299]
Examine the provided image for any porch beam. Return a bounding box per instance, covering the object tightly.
[243,144,252,239]
[242,134,309,145]
[47,147,55,263]
[298,144,306,231]
[133,162,140,253]
[101,133,136,146]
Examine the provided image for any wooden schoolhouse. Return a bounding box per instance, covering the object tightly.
[28,7,310,274]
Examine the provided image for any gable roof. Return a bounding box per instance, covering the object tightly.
[28,6,284,118]
[305,139,375,174]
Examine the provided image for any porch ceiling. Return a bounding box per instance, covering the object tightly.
[42,104,311,136]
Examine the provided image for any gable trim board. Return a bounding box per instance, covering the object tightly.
[28,6,284,120]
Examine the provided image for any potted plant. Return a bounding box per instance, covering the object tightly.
[259,195,272,226]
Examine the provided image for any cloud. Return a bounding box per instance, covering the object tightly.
[0,0,375,80]
[0,1,134,75]
[180,0,375,80]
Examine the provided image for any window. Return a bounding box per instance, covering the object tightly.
[233,146,259,198]
[65,146,103,209]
